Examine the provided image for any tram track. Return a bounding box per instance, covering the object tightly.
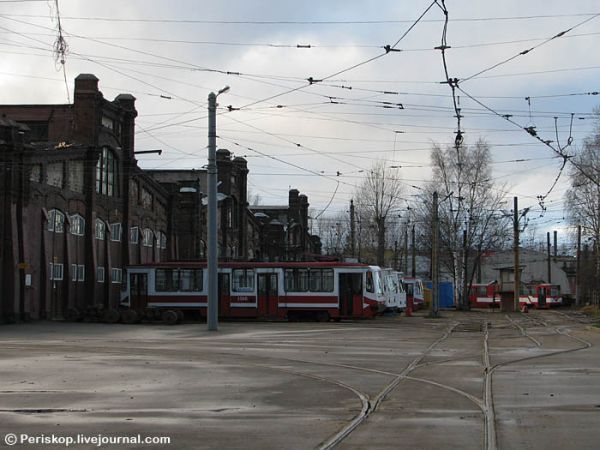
[0,313,595,450]
[486,310,594,450]
[1,321,492,449]
[318,322,459,449]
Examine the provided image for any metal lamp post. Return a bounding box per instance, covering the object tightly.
[207,86,229,331]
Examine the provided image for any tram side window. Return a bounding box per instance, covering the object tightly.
[476,286,488,297]
[179,269,203,292]
[155,268,202,292]
[285,268,309,292]
[550,286,560,296]
[232,269,254,292]
[366,272,374,293]
[386,277,398,294]
[155,269,178,291]
[308,269,334,292]
[414,282,422,296]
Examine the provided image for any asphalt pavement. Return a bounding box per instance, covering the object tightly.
[0,310,598,449]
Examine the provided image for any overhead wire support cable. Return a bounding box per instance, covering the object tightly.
[457,86,599,190]
[10,11,600,24]
[461,13,600,83]
[218,136,356,188]
[434,0,464,166]
[238,0,437,111]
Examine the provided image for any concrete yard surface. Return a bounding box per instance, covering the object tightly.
[0,310,599,449]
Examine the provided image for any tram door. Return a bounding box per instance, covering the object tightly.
[129,273,148,310]
[218,273,231,317]
[258,273,278,317]
[339,273,362,317]
[538,286,547,308]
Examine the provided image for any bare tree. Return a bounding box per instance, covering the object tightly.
[566,112,600,304]
[413,139,511,308]
[313,214,350,257]
[354,161,404,266]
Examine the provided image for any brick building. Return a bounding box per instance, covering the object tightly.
[145,148,252,260]
[250,189,322,261]
[0,74,321,323]
[0,74,168,322]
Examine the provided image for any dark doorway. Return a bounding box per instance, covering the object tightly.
[218,273,231,316]
[339,273,362,317]
[538,286,547,308]
[258,273,278,317]
[129,273,148,310]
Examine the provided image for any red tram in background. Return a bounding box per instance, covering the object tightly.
[120,261,387,323]
[468,282,563,309]
[401,277,425,310]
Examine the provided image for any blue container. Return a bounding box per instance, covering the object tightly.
[424,281,455,309]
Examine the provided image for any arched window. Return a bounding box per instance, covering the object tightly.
[142,228,154,247]
[95,219,106,240]
[47,209,65,232]
[158,231,167,249]
[96,146,118,196]
[70,214,85,236]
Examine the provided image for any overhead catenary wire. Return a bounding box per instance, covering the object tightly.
[461,13,600,83]
[1,2,595,225]
[4,11,600,24]
[456,85,597,189]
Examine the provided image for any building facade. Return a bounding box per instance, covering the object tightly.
[249,189,322,261]
[0,74,168,322]
[0,74,322,323]
[145,148,251,261]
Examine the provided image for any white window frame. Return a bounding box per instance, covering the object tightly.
[142,228,154,247]
[110,223,122,242]
[70,214,85,236]
[95,219,106,240]
[97,266,105,283]
[111,268,122,284]
[130,227,139,244]
[77,264,85,282]
[71,264,77,282]
[47,209,65,233]
[52,263,64,281]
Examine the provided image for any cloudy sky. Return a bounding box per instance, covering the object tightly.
[2,0,599,243]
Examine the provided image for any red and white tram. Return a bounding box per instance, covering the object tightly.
[401,276,425,310]
[468,282,563,308]
[121,261,387,322]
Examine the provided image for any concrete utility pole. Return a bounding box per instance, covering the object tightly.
[431,191,439,317]
[207,86,229,332]
[403,223,408,274]
[547,232,552,284]
[411,224,416,277]
[513,196,520,311]
[349,199,355,258]
[576,224,581,306]
[462,228,469,311]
